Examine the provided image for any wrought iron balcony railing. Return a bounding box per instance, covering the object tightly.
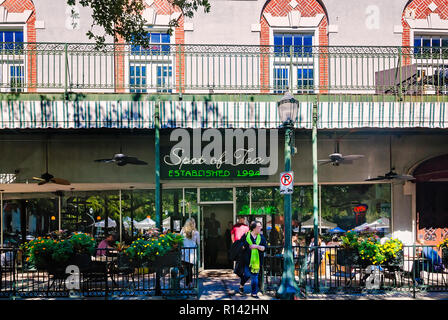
[1,42,448,95]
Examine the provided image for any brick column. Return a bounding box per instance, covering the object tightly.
[2,0,37,92]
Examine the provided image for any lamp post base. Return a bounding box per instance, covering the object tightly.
[276,277,301,300]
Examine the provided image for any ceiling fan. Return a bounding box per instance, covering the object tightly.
[318,140,365,166]
[33,141,71,186]
[94,147,148,166]
[365,136,415,182]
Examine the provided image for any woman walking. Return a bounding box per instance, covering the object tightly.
[239,221,267,298]
[181,218,200,287]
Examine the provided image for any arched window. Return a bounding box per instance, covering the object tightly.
[402,0,448,94]
[115,0,184,93]
[259,0,328,94]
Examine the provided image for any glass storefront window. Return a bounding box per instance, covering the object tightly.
[200,188,233,202]
[236,187,250,215]
[321,183,391,233]
[162,189,183,232]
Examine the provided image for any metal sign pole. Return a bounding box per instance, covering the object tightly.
[119,189,122,243]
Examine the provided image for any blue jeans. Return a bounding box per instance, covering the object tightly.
[240,266,259,295]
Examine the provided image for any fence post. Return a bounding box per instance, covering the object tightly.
[64,43,68,99]
[289,46,293,92]
[398,47,403,101]
[412,244,416,298]
[178,44,182,94]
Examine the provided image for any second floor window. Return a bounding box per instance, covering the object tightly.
[131,32,170,55]
[274,33,313,57]
[414,35,448,58]
[273,32,315,93]
[0,30,23,51]
[129,31,173,93]
[0,30,25,92]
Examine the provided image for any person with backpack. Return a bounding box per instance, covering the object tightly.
[238,221,267,298]
[229,217,250,284]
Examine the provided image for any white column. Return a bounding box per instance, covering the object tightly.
[58,196,61,231]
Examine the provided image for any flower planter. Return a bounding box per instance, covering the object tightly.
[150,249,181,271]
[68,253,92,273]
[46,263,70,278]
[386,250,404,268]
[337,248,360,266]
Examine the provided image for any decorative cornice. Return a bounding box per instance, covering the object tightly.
[143,7,181,27]
[263,12,324,28]
[406,12,448,29]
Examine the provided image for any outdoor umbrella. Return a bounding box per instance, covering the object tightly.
[93,217,116,228]
[366,217,390,230]
[122,217,136,229]
[134,217,156,230]
[301,217,337,229]
[328,227,345,234]
[353,222,370,232]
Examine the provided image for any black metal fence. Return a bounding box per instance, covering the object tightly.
[0,247,198,299]
[3,244,447,298]
[262,245,448,297]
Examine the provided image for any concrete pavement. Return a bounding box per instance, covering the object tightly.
[197,269,275,300]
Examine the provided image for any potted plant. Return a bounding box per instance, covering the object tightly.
[338,231,360,266]
[24,237,74,276]
[24,232,96,275]
[67,232,96,271]
[382,238,404,267]
[438,238,448,266]
[124,232,184,272]
[358,237,386,267]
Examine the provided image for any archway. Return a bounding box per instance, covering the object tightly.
[414,154,448,245]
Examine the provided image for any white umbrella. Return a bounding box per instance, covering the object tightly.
[122,217,134,229]
[366,217,390,230]
[301,217,337,229]
[134,217,156,230]
[354,222,370,232]
[94,217,116,228]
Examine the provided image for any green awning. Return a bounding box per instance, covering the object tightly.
[0,100,446,129]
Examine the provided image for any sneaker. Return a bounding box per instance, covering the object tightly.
[238,286,245,295]
[251,293,259,299]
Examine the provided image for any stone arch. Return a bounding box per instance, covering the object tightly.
[259,0,329,93]
[402,0,448,47]
[412,154,448,245]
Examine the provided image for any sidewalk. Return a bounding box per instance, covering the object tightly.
[198,269,275,300]
[197,269,448,300]
[2,269,448,300]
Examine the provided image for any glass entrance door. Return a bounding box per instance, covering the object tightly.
[197,187,235,269]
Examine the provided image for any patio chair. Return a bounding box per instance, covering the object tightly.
[0,250,16,294]
[414,247,446,287]
[334,250,358,288]
[109,254,136,290]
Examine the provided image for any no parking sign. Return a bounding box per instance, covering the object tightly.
[280,171,294,195]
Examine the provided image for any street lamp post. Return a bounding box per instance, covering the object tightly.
[276,92,300,300]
